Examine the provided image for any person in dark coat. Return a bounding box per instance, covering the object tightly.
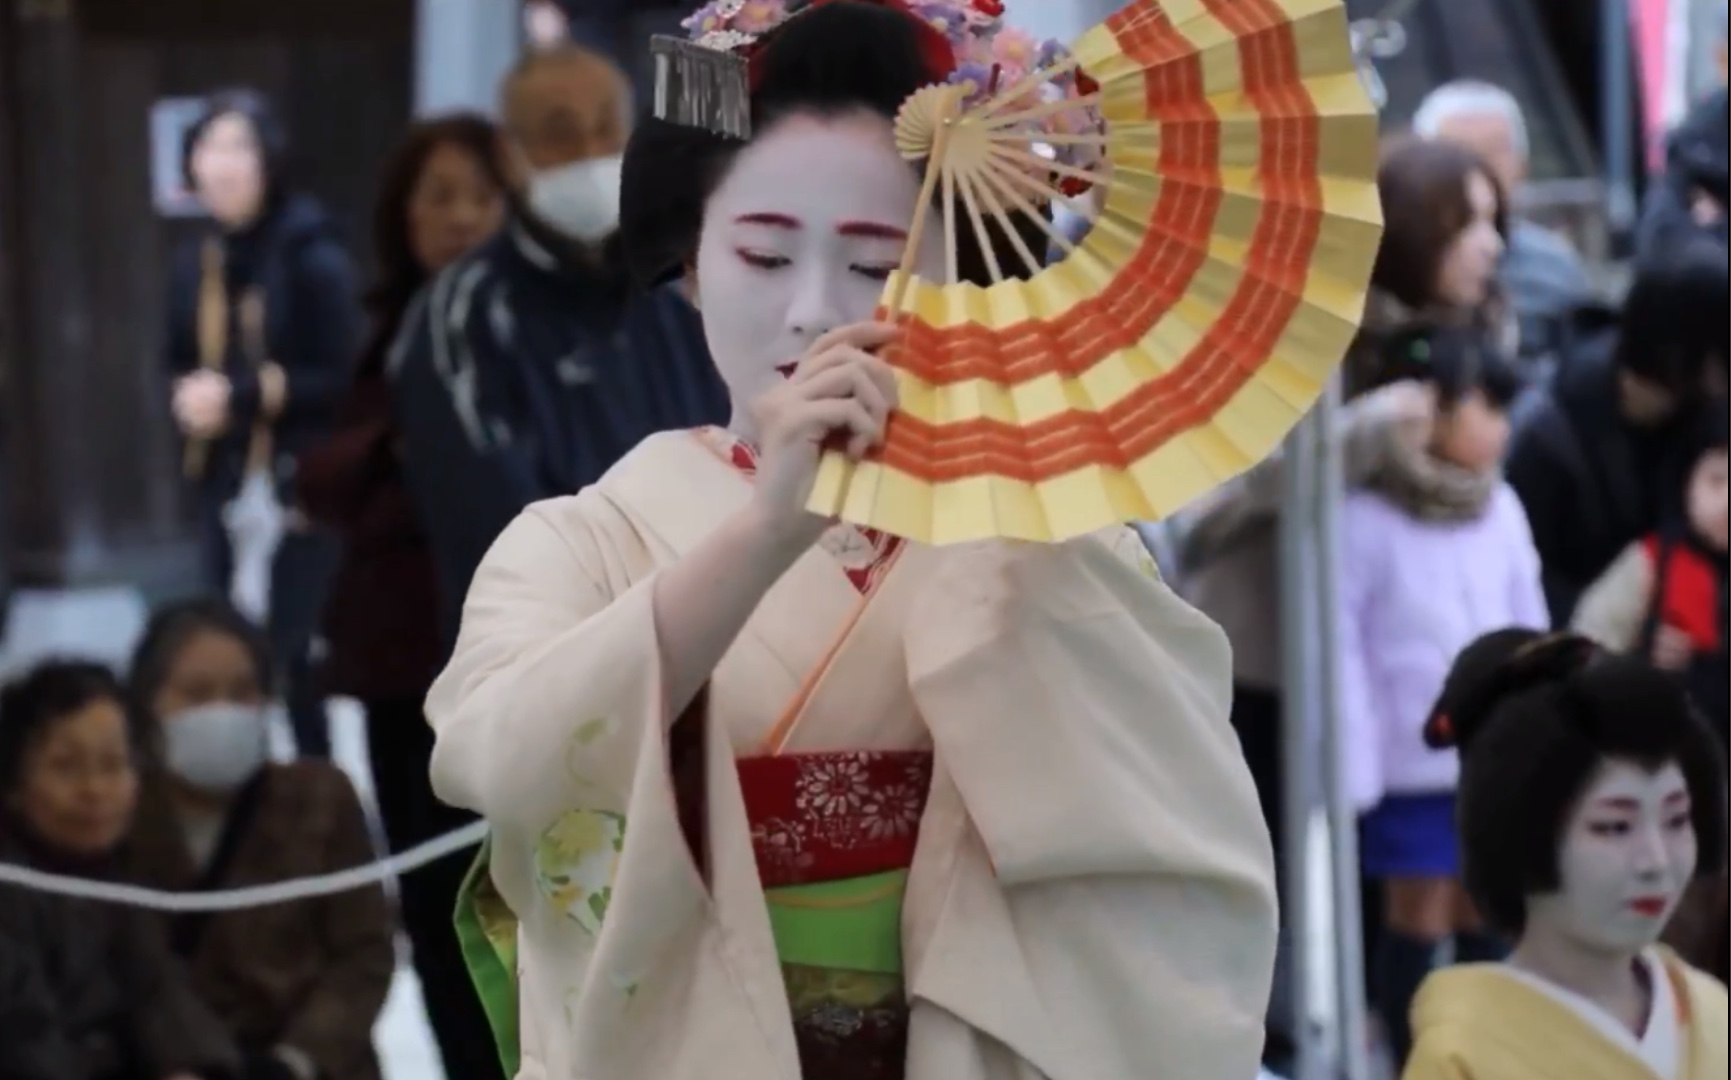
[1507,238,1730,627]
[297,114,509,1080]
[1638,74,1727,256]
[390,45,728,644]
[0,660,240,1080]
[165,88,363,759]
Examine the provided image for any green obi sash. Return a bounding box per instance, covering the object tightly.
[765,868,910,1018]
[453,836,520,1077]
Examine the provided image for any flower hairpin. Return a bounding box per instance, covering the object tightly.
[673,0,1105,181]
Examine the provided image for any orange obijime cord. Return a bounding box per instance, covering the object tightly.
[760,543,906,756]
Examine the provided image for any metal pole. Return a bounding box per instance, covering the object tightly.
[1601,0,1639,242]
[1313,379,1371,1080]
[1279,411,1324,1080]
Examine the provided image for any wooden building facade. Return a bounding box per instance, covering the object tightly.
[0,0,413,590]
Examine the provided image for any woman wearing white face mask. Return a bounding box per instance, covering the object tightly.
[125,600,394,1080]
[1403,630,1728,1079]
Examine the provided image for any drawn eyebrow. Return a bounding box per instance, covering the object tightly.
[735,212,802,229]
[836,220,907,240]
[1594,797,1642,810]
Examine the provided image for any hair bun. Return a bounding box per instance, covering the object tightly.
[1425,630,1599,751]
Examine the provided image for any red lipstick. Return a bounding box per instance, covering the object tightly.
[776,362,798,379]
[1628,897,1669,917]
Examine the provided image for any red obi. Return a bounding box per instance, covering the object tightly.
[736,751,934,888]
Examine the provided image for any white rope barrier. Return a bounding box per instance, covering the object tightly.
[0,821,489,912]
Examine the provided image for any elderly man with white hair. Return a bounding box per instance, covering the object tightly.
[1413,79,1593,370]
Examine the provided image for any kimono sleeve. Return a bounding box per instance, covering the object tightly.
[904,531,1277,1077]
[1400,1037,1474,1079]
[1571,544,1655,652]
[425,497,671,835]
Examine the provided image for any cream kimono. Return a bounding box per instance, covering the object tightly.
[426,429,1277,1080]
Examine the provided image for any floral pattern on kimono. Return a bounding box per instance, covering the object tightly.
[533,809,627,934]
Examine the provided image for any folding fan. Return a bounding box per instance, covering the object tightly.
[801,0,1385,544]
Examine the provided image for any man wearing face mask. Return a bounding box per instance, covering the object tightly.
[392,44,729,643]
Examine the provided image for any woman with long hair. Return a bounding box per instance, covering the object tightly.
[1345,135,1512,397]
[295,111,508,1080]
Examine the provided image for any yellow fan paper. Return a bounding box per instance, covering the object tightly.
[806,0,1384,544]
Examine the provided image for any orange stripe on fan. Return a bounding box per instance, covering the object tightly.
[883,5,1217,384]
[868,0,1321,485]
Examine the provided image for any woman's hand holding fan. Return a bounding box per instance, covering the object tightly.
[747,320,902,550]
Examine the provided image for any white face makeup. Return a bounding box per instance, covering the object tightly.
[693,109,943,433]
[1527,760,1697,955]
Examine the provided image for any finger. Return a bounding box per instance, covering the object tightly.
[792,323,901,380]
[857,351,899,411]
[809,320,900,357]
[791,398,880,453]
[792,355,889,426]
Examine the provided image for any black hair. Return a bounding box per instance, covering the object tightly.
[619,0,1048,290]
[1617,236,1730,396]
[127,598,275,734]
[1365,321,1523,411]
[180,86,291,208]
[0,660,130,795]
[1695,396,1729,455]
[1426,630,1728,937]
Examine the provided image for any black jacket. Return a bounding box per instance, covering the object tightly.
[164,194,364,506]
[391,215,728,642]
[0,834,241,1080]
[1506,313,1694,626]
[1638,88,1730,259]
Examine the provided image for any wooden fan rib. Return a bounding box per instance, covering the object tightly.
[970,158,1081,261]
[1032,131,1112,147]
[987,143,1100,189]
[941,155,959,286]
[886,87,961,317]
[956,162,1046,280]
[951,163,1005,284]
[981,93,1103,131]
